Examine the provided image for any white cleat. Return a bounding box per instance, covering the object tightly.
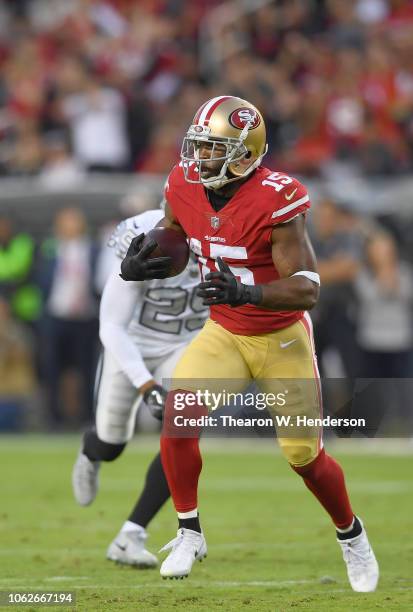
[72,452,100,506]
[159,528,207,579]
[338,518,379,592]
[107,529,158,568]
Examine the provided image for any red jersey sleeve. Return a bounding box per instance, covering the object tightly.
[269,177,311,226]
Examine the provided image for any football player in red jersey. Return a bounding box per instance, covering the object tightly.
[120,96,379,591]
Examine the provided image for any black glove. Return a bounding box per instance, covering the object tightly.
[142,384,168,421]
[120,233,172,281]
[197,257,262,307]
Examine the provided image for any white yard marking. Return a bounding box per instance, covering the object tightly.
[45,576,90,582]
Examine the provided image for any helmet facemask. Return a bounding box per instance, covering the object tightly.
[181,122,264,190]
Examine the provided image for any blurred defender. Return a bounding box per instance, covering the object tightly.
[120,95,379,591]
[72,208,208,566]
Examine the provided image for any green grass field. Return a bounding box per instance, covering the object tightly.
[1,436,412,611]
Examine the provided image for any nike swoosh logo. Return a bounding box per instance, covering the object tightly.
[115,543,127,551]
[285,188,298,201]
[280,339,297,349]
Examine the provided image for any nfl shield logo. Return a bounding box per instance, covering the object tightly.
[211,216,220,230]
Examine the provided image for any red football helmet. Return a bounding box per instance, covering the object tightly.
[181,95,267,190]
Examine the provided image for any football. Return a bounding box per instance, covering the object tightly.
[143,227,190,276]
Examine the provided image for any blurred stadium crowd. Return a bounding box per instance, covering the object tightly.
[1,0,413,178]
[1,0,413,431]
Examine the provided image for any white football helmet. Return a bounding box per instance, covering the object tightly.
[181,95,267,190]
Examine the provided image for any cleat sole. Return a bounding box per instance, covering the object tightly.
[108,560,157,569]
[161,574,189,580]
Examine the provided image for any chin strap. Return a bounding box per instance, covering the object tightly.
[202,145,268,190]
[201,120,267,190]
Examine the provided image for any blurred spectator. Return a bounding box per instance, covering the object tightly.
[325,0,365,50]
[0,297,35,430]
[37,131,85,190]
[357,114,406,174]
[354,232,413,376]
[137,123,181,173]
[0,213,41,323]
[57,60,130,171]
[0,296,35,394]
[311,198,366,377]
[38,207,99,427]
[356,0,389,24]
[1,120,45,177]
[349,231,413,436]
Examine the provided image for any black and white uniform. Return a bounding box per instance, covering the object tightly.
[96,209,208,444]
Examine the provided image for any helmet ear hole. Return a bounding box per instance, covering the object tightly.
[245,151,252,159]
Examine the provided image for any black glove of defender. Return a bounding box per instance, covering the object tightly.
[197,257,262,307]
[142,384,168,421]
[120,233,172,281]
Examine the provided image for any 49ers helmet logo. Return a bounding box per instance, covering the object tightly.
[229,107,261,130]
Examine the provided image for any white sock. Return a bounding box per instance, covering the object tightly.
[177,509,198,519]
[121,520,145,534]
[336,517,355,534]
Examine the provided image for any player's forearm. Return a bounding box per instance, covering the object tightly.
[257,276,319,311]
[99,322,153,388]
[198,259,319,309]
[99,270,153,388]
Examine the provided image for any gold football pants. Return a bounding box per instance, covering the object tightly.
[170,314,322,467]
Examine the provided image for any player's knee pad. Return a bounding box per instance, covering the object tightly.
[96,400,139,445]
[94,354,138,444]
[278,438,319,467]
